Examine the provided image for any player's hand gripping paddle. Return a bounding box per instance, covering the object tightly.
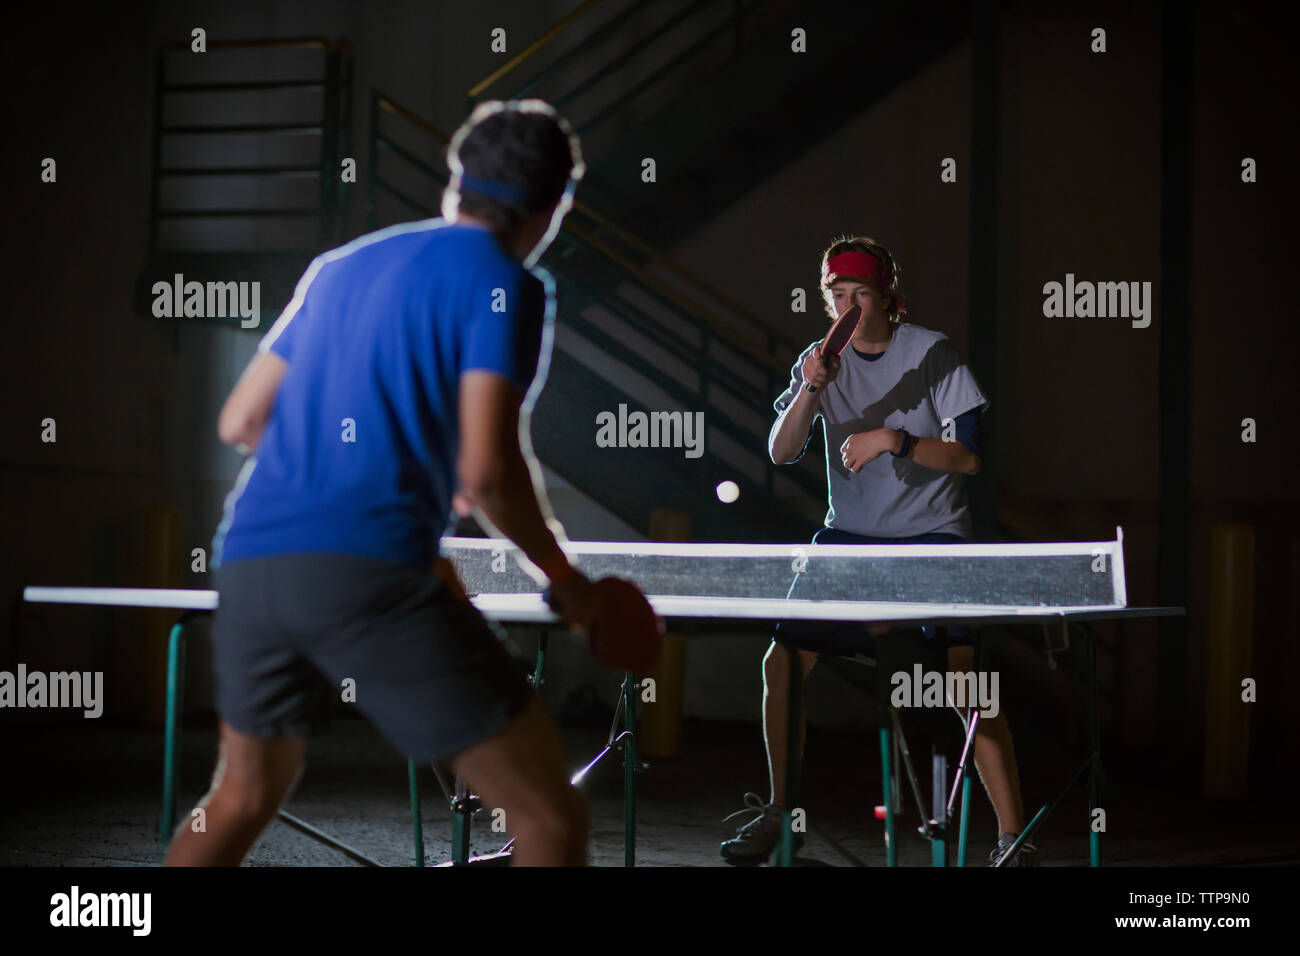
[545,577,664,672]
[804,304,861,393]
[587,578,663,672]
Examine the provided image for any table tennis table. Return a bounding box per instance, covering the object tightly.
[23,526,1181,867]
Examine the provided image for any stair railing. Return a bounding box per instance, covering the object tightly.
[148,36,353,252]
[367,90,825,507]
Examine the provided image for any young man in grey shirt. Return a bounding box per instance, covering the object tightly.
[721,237,1036,867]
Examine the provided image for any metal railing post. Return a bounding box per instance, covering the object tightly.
[320,46,340,244]
[336,41,354,239]
[366,90,379,232]
[149,50,165,251]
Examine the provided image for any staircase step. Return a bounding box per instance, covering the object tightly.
[532,348,811,541]
[582,0,972,248]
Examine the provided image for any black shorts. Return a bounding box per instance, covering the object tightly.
[773,526,975,657]
[211,552,533,763]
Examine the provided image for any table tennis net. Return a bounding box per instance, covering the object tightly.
[439,538,1123,608]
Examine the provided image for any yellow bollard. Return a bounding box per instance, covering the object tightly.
[640,509,689,758]
[1203,522,1254,798]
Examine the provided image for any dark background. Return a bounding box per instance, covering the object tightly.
[0,0,1295,863]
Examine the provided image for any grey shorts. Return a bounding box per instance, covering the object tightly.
[211,552,533,763]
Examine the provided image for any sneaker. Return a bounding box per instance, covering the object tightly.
[720,793,802,866]
[989,831,1040,867]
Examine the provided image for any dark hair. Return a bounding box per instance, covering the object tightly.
[819,235,904,323]
[448,101,584,230]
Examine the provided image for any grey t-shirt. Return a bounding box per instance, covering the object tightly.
[773,322,989,538]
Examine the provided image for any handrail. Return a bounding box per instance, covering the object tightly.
[515,0,713,106]
[369,88,827,503]
[575,3,736,135]
[562,220,784,372]
[458,0,805,361]
[375,91,450,144]
[571,198,804,357]
[371,90,794,372]
[467,0,608,99]
[541,275,826,501]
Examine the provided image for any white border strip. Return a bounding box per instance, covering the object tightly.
[468,594,1175,624]
[441,535,1124,560]
[1112,525,1128,608]
[23,587,218,610]
[22,586,1174,624]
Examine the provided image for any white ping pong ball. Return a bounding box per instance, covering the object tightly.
[716,480,740,503]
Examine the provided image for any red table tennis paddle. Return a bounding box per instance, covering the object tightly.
[804,304,862,392]
[586,577,663,672]
[824,303,863,356]
[544,577,664,672]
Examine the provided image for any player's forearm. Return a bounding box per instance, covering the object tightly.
[902,432,981,475]
[461,446,562,568]
[769,390,818,464]
[218,352,286,453]
[217,416,266,454]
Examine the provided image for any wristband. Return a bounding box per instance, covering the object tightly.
[537,545,574,585]
[891,428,913,458]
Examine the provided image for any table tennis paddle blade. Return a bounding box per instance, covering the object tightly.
[588,577,663,672]
[822,304,862,357]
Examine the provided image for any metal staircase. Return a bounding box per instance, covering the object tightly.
[367,91,826,541]
[133,1,982,538]
[135,37,353,328]
[468,0,974,248]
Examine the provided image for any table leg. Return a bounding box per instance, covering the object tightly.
[535,630,548,689]
[1087,627,1102,867]
[408,759,424,867]
[780,639,801,867]
[880,726,896,866]
[958,773,972,866]
[623,672,638,867]
[451,774,472,864]
[949,708,980,867]
[931,625,951,867]
[161,610,202,845]
[931,749,948,867]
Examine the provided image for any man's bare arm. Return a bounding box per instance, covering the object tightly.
[218,352,288,452]
[769,388,820,464]
[907,434,981,475]
[457,371,597,618]
[457,371,559,561]
[770,344,838,464]
[841,428,981,475]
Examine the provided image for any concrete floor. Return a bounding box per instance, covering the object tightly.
[2,712,1296,867]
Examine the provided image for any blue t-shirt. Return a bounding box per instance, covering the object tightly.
[214,219,551,569]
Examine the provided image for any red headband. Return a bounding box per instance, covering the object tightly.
[823,251,907,314]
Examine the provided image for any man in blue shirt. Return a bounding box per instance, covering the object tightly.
[166,102,601,867]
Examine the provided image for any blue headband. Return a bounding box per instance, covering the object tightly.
[459,175,534,206]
